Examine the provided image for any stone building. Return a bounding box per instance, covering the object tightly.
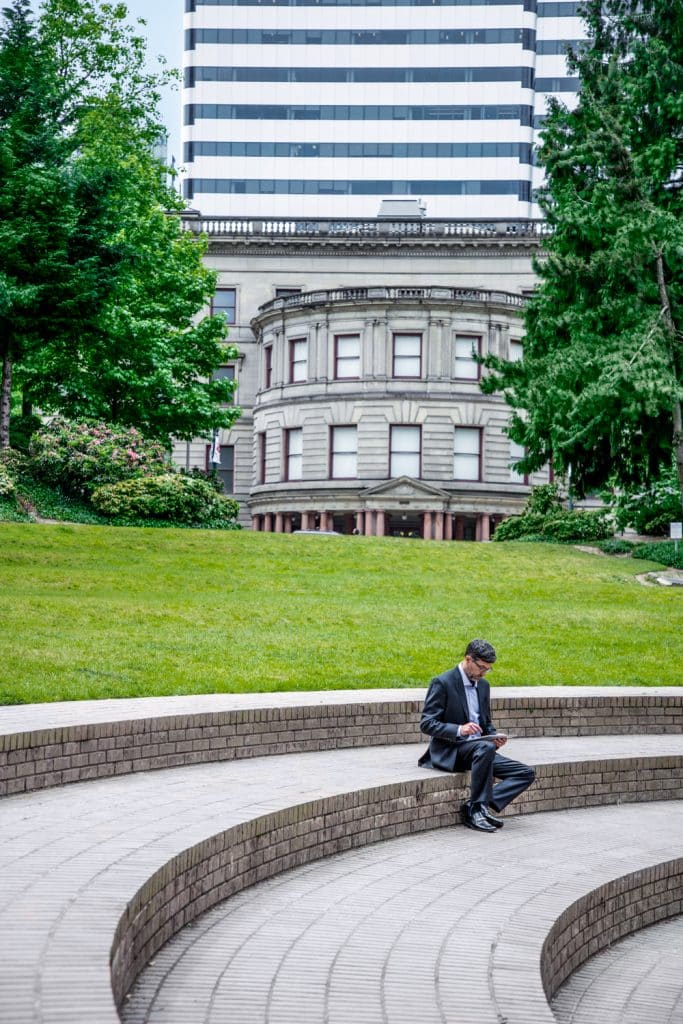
[174,214,552,539]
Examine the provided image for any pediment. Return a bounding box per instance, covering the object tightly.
[360,476,450,500]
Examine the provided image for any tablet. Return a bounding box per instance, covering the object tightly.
[474,732,508,742]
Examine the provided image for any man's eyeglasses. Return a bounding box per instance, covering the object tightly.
[471,658,494,672]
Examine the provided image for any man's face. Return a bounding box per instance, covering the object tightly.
[464,654,494,681]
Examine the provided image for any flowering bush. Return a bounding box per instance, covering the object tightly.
[0,462,15,497]
[91,473,240,527]
[29,418,168,497]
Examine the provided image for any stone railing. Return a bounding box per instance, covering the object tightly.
[180,214,551,241]
[254,284,527,319]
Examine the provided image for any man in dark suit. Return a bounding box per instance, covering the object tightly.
[418,638,535,832]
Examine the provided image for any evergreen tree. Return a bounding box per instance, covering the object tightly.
[483,0,683,516]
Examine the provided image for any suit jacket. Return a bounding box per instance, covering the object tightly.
[418,666,497,771]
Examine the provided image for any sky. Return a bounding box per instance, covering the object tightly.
[123,0,185,166]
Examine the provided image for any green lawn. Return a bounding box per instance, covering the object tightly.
[0,523,681,704]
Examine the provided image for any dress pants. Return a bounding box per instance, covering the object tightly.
[453,739,535,811]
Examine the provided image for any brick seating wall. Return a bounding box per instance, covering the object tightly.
[2,693,683,797]
[110,752,683,1014]
[542,858,683,1003]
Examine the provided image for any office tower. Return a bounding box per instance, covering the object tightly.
[182,0,582,219]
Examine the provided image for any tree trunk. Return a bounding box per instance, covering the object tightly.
[655,251,683,517]
[0,349,11,450]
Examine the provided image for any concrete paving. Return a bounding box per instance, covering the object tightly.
[120,801,683,1024]
[1,734,683,1023]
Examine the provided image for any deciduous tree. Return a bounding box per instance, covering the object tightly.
[0,0,239,448]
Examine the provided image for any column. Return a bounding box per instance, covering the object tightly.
[319,511,330,532]
[264,512,273,532]
[434,511,444,541]
[375,511,385,537]
[422,511,433,540]
[355,510,365,535]
[251,515,261,531]
[274,512,284,533]
[284,515,293,534]
[455,516,465,540]
[444,513,453,541]
[301,511,312,531]
[365,511,375,536]
[480,514,491,542]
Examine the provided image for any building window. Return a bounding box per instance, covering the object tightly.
[392,333,422,378]
[509,339,524,362]
[330,426,357,479]
[334,334,361,379]
[205,443,235,493]
[212,364,236,403]
[509,440,528,483]
[454,427,482,480]
[258,432,267,484]
[275,287,302,297]
[264,346,273,389]
[212,288,237,325]
[284,427,303,480]
[390,425,421,478]
[454,335,481,380]
[289,338,307,382]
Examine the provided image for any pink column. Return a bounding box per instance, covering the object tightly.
[284,515,293,534]
[251,515,261,531]
[434,511,444,541]
[355,510,365,535]
[480,514,491,542]
[422,511,433,540]
[319,511,329,532]
[365,511,375,536]
[264,513,273,532]
[301,511,312,531]
[274,512,284,533]
[444,513,453,541]
[375,511,385,537]
[455,516,465,540]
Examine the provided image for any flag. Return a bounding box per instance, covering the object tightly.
[209,430,221,465]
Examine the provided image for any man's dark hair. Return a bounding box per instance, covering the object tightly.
[465,638,496,663]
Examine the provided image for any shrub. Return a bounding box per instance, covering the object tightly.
[91,473,240,527]
[611,468,682,536]
[0,462,15,498]
[29,417,168,497]
[492,512,547,542]
[9,413,42,453]
[524,483,564,516]
[594,538,635,555]
[631,541,683,570]
[540,510,613,542]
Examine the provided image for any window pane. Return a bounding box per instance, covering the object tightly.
[393,333,421,377]
[392,425,420,450]
[288,428,303,455]
[454,454,480,479]
[391,451,420,476]
[290,339,307,381]
[332,452,357,477]
[213,288,236,324]
[288,454,302,479]
[510,440,526,480]
[454,336,480,379]
[509,340,524,362]
[335,334,361,378]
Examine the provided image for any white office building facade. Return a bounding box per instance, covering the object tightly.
[182,0,583,219]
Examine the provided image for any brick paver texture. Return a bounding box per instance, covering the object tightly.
[552,914,683,1024]
[1,733,683,1023]
[120,800,683,1024]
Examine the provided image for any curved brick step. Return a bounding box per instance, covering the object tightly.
[0,731,682,1023]
[1,686,682,796]
[120,803,683,1024]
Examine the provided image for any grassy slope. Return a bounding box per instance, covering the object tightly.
[0,523,681,704]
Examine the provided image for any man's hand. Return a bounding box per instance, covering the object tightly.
[460,722,483,737]
[492,734,507,749]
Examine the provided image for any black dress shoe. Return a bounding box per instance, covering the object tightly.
[482,808,504,828]
[461,807,497,833]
